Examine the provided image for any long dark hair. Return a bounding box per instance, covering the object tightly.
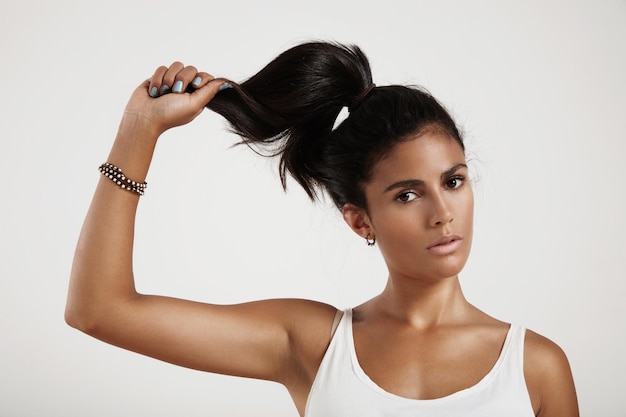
[207,41,463,210]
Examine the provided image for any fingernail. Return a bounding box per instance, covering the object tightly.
[192,76,202,87]
[219,82,232,92]
[149,86,158,97]
[173,80,183,93]
[160,84,171,94]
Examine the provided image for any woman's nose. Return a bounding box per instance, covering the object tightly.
[429,193,454,227]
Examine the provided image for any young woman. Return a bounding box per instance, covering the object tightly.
[66,42,579,416]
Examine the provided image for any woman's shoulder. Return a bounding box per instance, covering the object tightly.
[272,298,339,322]
[523,328,579,416]
[250,298,339,337]
[523,328,572,375]
[270,298,340,352]
[227,298,339,369]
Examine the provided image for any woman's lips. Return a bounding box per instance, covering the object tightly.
[427,235,463,255]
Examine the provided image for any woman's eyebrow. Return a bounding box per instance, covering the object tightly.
[383,163,468,193]
[384,179,424,193]
[441,163,468,180]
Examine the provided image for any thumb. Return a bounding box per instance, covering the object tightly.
[189,79,231,108]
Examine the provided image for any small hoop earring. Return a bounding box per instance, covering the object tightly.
[366,233,376,246]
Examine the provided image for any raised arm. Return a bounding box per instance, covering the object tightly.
[65,63,336,408]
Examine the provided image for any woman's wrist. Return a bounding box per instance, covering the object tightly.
[106,115,161,183]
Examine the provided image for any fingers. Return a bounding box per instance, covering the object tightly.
[162,61,186,93]
[148,66,169,97]
[189,71,215,89]
[135,63,230,133]
[148,62,219,98]
[185,77,231,109]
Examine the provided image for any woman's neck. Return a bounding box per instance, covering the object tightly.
[367,274,474,329]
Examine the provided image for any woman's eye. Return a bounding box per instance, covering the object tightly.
[446,177,464,189]
[397,191,418,203]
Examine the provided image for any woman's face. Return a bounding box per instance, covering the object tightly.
[362,130,474,283]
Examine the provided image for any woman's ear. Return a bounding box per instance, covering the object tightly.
[342,203,373,240]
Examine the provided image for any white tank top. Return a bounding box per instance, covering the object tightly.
[305,309,535,417]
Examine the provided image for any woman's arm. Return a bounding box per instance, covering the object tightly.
[65,63,336,388]
[524,330,579,417]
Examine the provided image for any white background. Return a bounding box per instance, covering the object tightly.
[1,0,625,415]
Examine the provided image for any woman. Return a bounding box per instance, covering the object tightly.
[66,42,579,416]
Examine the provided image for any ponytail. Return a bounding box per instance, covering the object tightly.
[206,42,372,199]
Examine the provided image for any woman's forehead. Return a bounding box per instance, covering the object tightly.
[372,132,466,181]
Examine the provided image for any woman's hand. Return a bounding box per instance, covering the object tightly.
[121,62,228,138]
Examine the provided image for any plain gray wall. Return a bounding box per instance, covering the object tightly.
[1,0,624,415]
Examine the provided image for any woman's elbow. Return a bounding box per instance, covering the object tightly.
[64,287,113,336]
[64,299,100,335]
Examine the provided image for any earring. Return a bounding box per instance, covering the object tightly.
[366,233,376,246]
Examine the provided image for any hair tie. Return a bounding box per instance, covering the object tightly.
[349,83,376,112]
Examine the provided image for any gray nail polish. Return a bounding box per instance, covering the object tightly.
[192,76,202,87]
[219,83,232,92]
[173,80,183,93]
[160,84,171,94]
[149,86,158,97]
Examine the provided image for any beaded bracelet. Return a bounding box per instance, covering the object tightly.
[98,162,147,196]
